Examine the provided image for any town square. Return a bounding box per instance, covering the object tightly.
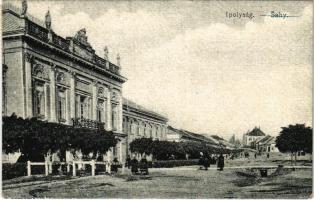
[1,0,313,199]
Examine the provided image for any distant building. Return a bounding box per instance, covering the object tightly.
[166,126,221,147]
[242,127,266,147]
[255,136,279,153]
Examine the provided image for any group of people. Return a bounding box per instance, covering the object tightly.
[113,152,225,175]
[125,155,149,175]
[199,152,224,171]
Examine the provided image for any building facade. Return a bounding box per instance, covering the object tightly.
[242,127,266,147]
[255,136,279,153]
[122,98,168,157]
[166,126,222,148]
[3,3,127,162]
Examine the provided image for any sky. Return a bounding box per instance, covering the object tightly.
[7,0,313,140]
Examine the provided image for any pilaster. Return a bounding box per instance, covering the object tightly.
[91,81,97,121]
[106,87,112,131]
[24,52,33,118]
[66,89,71,124]
[69,71,76,120]
[119,140,123,162]
[49,64,57,122]
[117,93,123,132]
[44,83,49,120]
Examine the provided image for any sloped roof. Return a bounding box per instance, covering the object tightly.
[167,126,219,145]
[123,98,168,121]
[182,130,219,145]
[259,136,275,145]
[255,135,271,144]
[246,127,266,136]
[211,135,224,141]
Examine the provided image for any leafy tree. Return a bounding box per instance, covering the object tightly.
[129,138,227,160]
[129,138,154,156]
[276,124,312,164]
[3,114,118,162]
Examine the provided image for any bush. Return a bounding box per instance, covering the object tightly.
[152,159,199,168]
[2,163,27,180]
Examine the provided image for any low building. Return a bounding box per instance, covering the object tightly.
[122,98,168,156]
[167,126,221,147]
[256,136,279,153]
[242,127,266,147]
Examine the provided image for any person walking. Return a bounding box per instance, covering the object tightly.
[203,155,210,170]
[126,155,131,169]
[139,156,149,175]
[217,153,224,171]
[198,152,204,170]
[111,157,119,174]
[130,155,139,175]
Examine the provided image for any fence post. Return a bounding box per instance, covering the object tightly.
[108,162,111,174]
[122,162,125,174]
[73,162,76,176]
[45,161,49,176]
[91,160,95,176]
[67,163,70,173]
[27,161,31,176]
[49,162,52,174]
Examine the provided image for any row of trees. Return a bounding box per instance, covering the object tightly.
[3,114,118,162]
[129,138,231,160]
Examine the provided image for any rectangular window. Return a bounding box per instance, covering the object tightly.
[78,96,90,119]
[80,102,84,118]
[113,146,117,157]
[57,90,66,122]
[75,95,91,119]
[97,110,102,122]
[112,104,117,130]
[96,100,104,122]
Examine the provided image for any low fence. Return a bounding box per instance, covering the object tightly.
[26,160,125,177]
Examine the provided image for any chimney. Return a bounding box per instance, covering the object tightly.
[117,53,120,66]
[46,10,53,43]
[45,10,51,30]
[21,0,28,17]
[104,46,109,60]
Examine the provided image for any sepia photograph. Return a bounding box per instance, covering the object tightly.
[1,0,313,198]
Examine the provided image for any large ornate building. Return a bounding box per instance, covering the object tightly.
[2,1,168,163]
[2,2,128,162]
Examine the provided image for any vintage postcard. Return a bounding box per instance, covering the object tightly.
[1,0,313,199]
